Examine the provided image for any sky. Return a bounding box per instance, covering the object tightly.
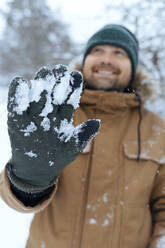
[0,0,106,42]
[47,0,107,42]
[0,0,133,43]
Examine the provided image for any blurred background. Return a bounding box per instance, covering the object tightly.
[0,0,165,247]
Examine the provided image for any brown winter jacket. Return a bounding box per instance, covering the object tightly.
[1,71,165,248]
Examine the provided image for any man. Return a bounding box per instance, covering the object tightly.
[0,24,165,248]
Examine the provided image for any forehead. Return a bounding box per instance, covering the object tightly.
[91,44,126,52]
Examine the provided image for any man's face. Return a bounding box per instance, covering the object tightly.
[82,45,132,91]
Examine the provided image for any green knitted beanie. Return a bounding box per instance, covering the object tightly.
[83,24,139,84]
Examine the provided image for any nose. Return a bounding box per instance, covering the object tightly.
[99,52,114,65]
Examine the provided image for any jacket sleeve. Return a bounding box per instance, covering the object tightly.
[0,165,58,213]
[149,163,165,248]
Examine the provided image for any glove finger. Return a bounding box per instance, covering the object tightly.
[70,71,83,89]
[51,70,83,135]
[52,64,68,83]
[34,66,53,80]
[64,71,83,109]
[52,64,72,105]
[30,92,59,132]
[29,90,47,126]
[30,66,55,108]
[8,77,30,117]
[52,105,74,141]
[52,104,74,135]
[30,67,57,131]
[58,104,74,122]
[75,119,100,150]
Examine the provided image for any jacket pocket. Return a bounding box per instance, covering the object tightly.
[122,142,160,207]
[123,140,165,164]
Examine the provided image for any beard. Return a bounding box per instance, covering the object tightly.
[82,62,131,92]
[84,77,126,92]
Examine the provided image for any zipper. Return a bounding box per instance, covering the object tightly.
[78,140,94,248]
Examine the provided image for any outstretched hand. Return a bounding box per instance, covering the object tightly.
[7,65,100,188]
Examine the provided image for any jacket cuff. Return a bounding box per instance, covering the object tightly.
[7,163,58,194]
[9,180,55,207]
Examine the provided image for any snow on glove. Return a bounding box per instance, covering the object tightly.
[7,64,100,190]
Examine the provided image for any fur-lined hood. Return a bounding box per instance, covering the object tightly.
[69,59,159,104]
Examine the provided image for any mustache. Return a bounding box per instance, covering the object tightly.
[93,64,121,74]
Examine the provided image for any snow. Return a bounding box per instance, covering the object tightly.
[102,219,109,226]
[103,193,108,203]
[14,78,30,115]
[157,235,165,248]
[54,118,75,142]
[41,241,46,248]
[0,87,33,248]
[41,117,51,131]
[152,125,165,134]
[89,218,97,224]
[49,161,54,167]
[14,66,82,117]
[124,143,165,164]
[147,140,156,147]
[20,122,37,136]
[82,141,91,153]
[12,65,83,138]
[30,72,55,104]
[108,170,112,176]
[145,98,165,120]
[25,151,38,158]
[159,157,165,164]
[52,70,72,105]
[67,84,83,109]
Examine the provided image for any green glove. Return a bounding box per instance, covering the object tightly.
[7,65,100,191]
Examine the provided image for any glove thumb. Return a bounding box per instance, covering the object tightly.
[75,119,100,150]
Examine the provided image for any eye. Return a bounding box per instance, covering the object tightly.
[114,49,126,57]
[91,47,103,54]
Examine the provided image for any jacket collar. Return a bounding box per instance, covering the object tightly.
[80,89,139,116]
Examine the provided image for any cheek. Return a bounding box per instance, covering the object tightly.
[82,67,89,81]
[82,60,93,78]
[121,62,132,81]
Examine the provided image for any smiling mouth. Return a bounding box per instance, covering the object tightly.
[93,65,120,77]
[94,70,116,77]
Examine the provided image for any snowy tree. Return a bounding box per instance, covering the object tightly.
[0,0,77,86]
[101,0,165,94]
